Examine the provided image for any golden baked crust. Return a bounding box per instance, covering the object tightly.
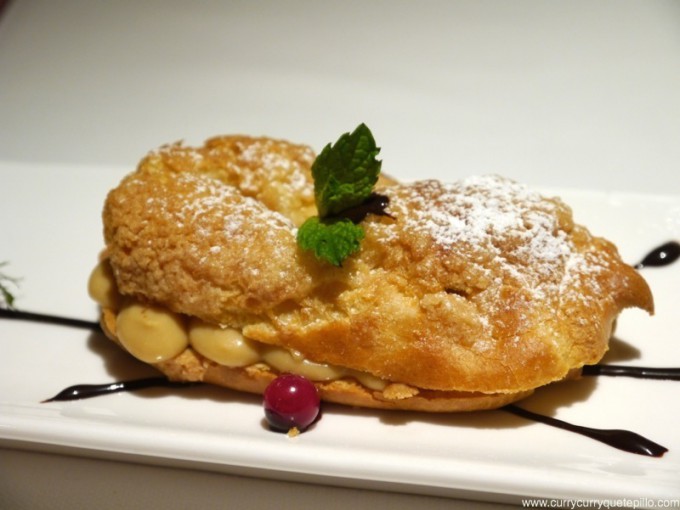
[98,134,653,411]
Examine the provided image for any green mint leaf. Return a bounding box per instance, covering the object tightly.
[297,123,384,266]
[0,262,20,309]
[297,217,365,266]
[312,123,382,218]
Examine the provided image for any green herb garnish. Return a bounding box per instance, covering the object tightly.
[311,123,382,217]
[297,217,366,267]
[297,123,385,266]
[0,262,20,309]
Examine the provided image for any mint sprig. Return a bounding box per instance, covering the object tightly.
[297,217,366,267]
[0,262,20,309]
[312,123,382,217]
[297,124,384,266]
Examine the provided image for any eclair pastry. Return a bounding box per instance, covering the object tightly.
[89,134,654,412]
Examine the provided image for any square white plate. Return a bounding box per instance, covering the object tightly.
[1,161,678,502]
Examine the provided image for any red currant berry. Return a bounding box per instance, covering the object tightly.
[263,374,320,432]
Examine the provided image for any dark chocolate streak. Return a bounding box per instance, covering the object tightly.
[503,405,667,457]
[42,377,198,403]
[582,364,680,380]
[634,241,680,269]
[0,308,100,330]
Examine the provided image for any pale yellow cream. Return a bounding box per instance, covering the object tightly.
[87,260,120,310]
[188,319,261,367]
[262,347,345,381]
[116,303,189,363]
[90,262,388,390]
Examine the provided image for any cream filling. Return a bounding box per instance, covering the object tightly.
[116,303,189,363]
[88,261,388,390]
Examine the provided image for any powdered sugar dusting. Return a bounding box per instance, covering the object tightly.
[151,141,205,165]
[380,175,601,306]
[408,176,565,254]
[174,172,297,239]
[218,138,314,201]
[149,138,315,208]
[122,171,297,267]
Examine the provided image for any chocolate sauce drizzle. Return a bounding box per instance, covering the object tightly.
[331,192,393,224]
[1,240,678,456]
[0,308,100,331]
[582,364,680,381]
[634,241,680,269]
[42,377,195,403]
[503,405,668,457]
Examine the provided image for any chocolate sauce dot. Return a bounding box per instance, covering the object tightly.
[634,241,680,269]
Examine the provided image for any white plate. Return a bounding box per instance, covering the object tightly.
[1,161,679,502]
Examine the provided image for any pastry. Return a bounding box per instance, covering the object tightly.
[89,133,653,412]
